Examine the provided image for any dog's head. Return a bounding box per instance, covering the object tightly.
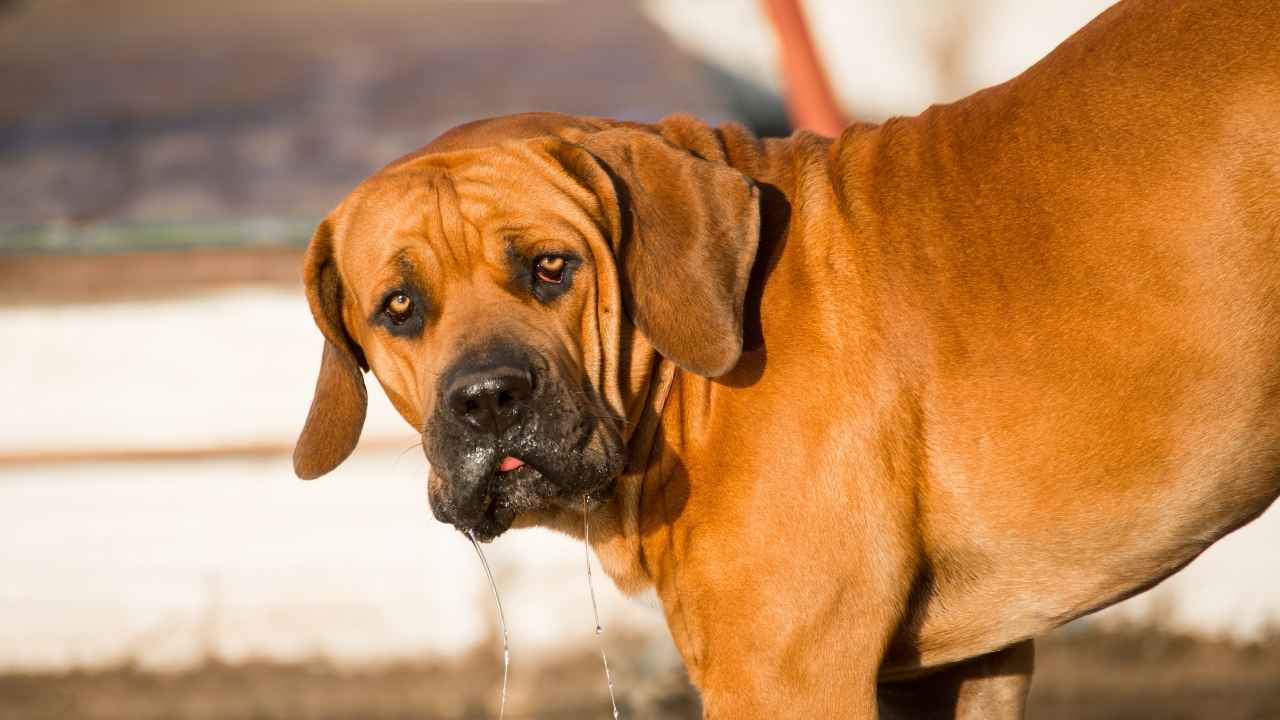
[293,113,760,540]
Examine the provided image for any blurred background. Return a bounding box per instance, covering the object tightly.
[1,1,1277,718]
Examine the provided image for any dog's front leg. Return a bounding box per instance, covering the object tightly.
[691,581,909,718]
[878,640,1035,720]
[660,533,917,719]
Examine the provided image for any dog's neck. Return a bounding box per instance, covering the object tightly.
[533,116,878,621]
[581,119,846,594]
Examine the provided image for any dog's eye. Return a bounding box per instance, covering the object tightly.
[383,292,414,324]
[533,255,566,285]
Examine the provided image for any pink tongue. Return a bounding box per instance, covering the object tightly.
[498,456,525,473]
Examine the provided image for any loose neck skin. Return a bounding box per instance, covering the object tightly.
[582,121,881,591]
[572,119,938,702]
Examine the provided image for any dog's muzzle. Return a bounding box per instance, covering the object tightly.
[424,343,623,540]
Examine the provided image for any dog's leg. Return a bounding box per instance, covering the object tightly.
[689,588,911,718]
[953,640,1034,720]
[691,599,911,717]
[878,640,1035,720]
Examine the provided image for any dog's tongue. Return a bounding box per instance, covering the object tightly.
[498,456,525,473]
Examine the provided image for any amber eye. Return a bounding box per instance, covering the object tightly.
[383,292,413,324]
[534,255,566,284]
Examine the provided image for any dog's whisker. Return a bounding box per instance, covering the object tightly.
[388,441,426,475]
[468,530,510,720]
[583,495,620,719]
[397,441,424,459]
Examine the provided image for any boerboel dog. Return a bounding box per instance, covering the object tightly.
[293,0,1280,716]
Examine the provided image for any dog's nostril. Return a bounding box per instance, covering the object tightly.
[446,365,535,436]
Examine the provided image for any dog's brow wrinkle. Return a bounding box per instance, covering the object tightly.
[425,173,470,275]
[428,181,455,271]
[461,216,487,269]
[439,171,473,268]
[529,148,600,222]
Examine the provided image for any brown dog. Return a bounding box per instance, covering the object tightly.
[293,0,1280,716]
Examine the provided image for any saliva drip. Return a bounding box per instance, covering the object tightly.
[583,495,621,719]
[468,530,509,720]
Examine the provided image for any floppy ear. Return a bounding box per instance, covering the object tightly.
[559,128,761,378]
[293,219,369,480]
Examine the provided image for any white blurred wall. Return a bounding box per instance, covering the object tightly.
[644,0,1116,119]
[0,290,673,671]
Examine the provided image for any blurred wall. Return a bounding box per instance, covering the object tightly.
[0,291,675,671]
[644,0,1116,120]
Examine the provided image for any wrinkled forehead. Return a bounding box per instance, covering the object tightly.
[331,141,602,275]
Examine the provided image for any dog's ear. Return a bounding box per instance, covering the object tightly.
[554,128,761,377]
[294,219,368,480]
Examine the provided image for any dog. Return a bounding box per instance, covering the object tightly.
[292,0,1280,716]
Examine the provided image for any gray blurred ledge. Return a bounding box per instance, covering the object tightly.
[0,218,313,256]
[0,222,313,305]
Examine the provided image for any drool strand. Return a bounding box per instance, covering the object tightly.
[468,530,509,720]
[583,495,621,719]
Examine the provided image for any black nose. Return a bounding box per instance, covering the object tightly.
[445,364,534,436]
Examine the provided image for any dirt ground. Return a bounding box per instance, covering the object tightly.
[3,624,1277,720]
[1032,625,1280,720]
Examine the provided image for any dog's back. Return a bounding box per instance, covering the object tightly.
[837,0,1280,674]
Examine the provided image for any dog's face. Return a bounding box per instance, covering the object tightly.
[293,113,761,540]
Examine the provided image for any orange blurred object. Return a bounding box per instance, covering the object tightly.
[761,0,849,137]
